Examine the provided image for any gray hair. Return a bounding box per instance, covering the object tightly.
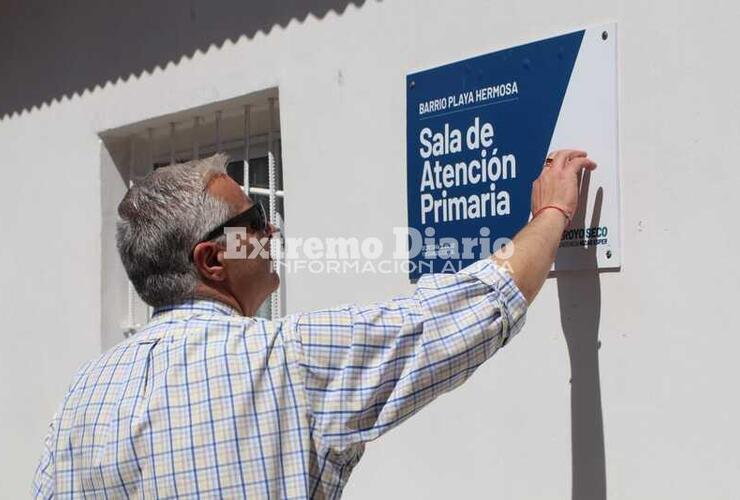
[116,153,234,307]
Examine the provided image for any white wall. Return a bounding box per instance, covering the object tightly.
[1,0,738,498]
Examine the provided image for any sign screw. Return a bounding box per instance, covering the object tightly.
[606,250,612,259]
[602,31,608,40]
[409,80,416,89]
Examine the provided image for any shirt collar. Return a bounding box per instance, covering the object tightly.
[152,298,243,320]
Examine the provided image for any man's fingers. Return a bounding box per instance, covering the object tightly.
[548,149,587,170]
[565,149,587,161]
[566,157,598,173]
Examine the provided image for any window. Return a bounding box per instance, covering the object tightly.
[100,90,285,346]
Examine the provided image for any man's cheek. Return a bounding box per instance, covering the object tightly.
[246,235,271,259]
[224,228,248,259]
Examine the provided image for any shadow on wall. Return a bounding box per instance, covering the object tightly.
[0,0,372,119]
[554,172,607,500]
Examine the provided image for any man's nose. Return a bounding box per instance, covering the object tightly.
[266,223,280,237]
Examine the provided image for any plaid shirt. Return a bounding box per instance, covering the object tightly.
[33,259,527,499]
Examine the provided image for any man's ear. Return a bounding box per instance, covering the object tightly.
[192,242,226,282]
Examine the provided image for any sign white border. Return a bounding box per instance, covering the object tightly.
[549,22,621,271]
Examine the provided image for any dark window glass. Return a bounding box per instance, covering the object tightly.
[226,160,244,185]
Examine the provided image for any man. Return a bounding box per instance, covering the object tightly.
[33,150,595,498]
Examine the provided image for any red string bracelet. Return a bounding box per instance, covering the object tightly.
[533,205,571,225]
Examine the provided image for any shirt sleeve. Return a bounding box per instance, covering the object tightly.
[284,259,528,455]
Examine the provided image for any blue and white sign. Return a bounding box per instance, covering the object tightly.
[406,24,620,279]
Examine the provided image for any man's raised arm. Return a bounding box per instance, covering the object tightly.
[283,149,596,459]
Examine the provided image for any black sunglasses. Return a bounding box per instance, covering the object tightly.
[199,202,268,244]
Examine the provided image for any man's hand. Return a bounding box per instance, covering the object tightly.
[531,149,598,223]
[493,150,597,303]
